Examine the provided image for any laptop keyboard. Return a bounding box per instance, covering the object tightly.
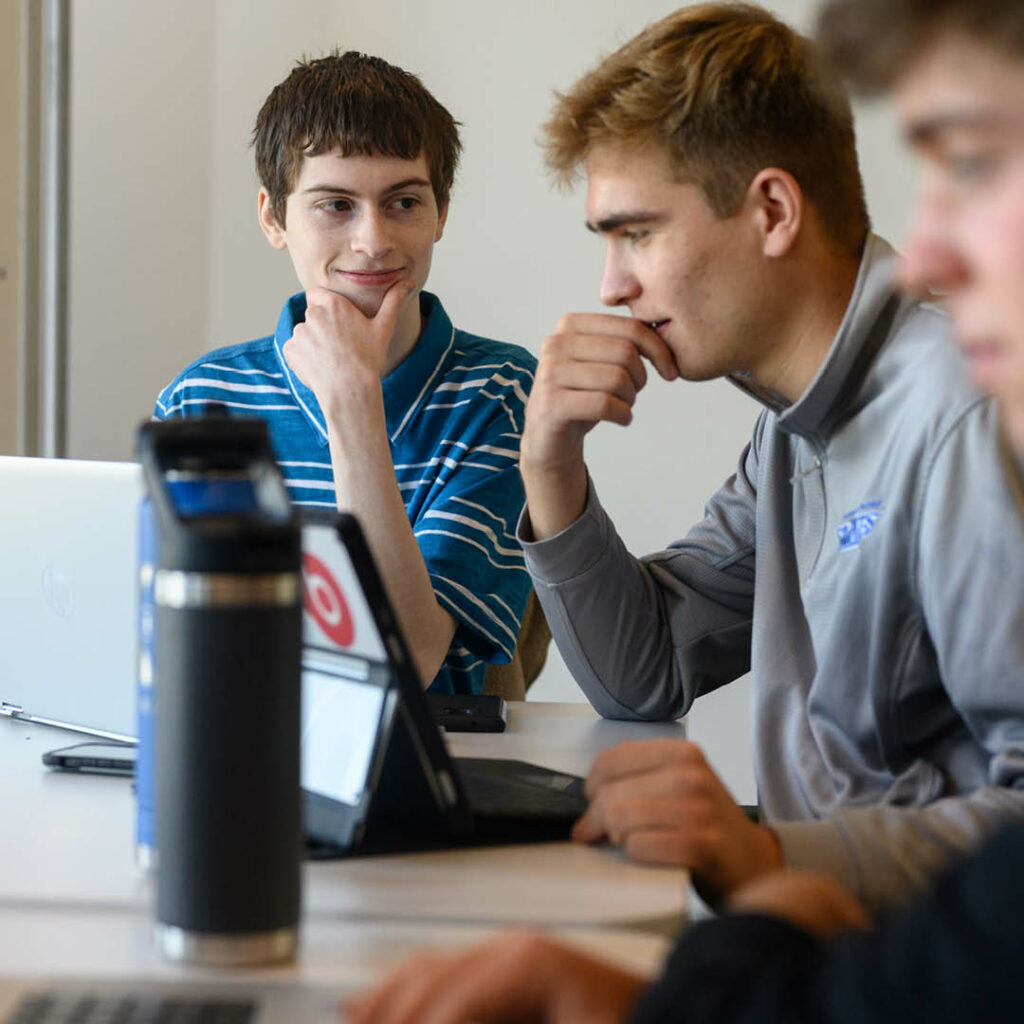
[7,993,255,1024]
[456,758,586,818]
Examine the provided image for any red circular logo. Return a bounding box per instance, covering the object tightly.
[302,552,354,647]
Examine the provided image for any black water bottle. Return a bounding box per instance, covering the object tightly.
[137,418,302,965]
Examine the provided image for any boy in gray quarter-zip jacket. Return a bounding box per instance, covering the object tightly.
[515,3,1024,914]
[521,233,1024,911]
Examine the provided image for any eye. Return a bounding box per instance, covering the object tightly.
[944,150,998,184]
[317,198,352,215]
[390,195,422,212]
[621,229,650,245]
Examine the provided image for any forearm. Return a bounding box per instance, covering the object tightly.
[326,387,455,686]
[772,785,1024,912]
[519,450,589,540]
[520,480,751,720]
[520,485,684,720]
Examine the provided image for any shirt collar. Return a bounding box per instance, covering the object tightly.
[272,290,455,447]
[381,291,455,442]
[729,234,909,444]
[1001,431,1024,517]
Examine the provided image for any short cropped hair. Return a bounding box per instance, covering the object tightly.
[542,3,868,257]
[254,51,462,225]
[817,0,1024,93]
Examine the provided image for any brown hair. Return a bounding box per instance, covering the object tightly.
[817,0,1024,93]
[542,3,868,257]
[254,51,461,225]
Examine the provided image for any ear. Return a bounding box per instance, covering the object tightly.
[434,200,449,243]
[746,169,802,259]
[257,187,288,250]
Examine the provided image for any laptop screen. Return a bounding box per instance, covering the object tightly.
[0,457,142,741]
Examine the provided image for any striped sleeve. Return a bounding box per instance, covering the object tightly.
[405,359,534,670]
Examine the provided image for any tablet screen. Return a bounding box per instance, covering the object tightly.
[300,653,388,806]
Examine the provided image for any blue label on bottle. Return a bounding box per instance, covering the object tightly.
[136,476,261,867]
[136,496,157,866]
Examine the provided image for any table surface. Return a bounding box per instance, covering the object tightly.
[0,701,688,986]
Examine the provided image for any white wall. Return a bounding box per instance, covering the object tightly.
[64,1,917,798]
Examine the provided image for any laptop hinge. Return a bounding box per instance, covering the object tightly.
[1,702,25,717]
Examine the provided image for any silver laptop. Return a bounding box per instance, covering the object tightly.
[0,456,142,743]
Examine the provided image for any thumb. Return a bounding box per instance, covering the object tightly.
[372,277,417,332]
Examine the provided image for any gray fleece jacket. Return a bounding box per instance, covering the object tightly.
[520,235,1024,911]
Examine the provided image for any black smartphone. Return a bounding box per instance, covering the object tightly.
[426,694,507,733]
[42,741,137,776]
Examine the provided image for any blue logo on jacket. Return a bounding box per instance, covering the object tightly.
[838,502,884,551]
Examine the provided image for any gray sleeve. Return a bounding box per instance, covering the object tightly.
[775,399,1024,912]
[773,787,1024,913]
[518,429,761,721]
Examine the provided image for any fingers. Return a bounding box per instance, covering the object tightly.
[573,742,709,846]
[573,794,693,844]
[727,870,871,938]
[523,325,667,465]
[286,281,417,396]
[546,334,649,391]
[521,313,679,488]
[346,932,552,1024]
[553,313,678,382]
[586,740,705,796]
[621,825,714,868]
[571,740,771,894]
[346,931,645,1024]
[373,276,418,329]
[347,953,453,1024]
[303,278,415,335]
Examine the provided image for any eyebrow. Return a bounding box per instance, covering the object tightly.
[585,211,663,234]
[906,110,1011,146]
[300,177,433,196]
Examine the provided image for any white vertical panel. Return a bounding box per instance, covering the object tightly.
[0,0,20,455]
[66,1,218,458]
[39,0,70,457]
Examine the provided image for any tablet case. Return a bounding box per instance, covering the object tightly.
[299,511,584,857]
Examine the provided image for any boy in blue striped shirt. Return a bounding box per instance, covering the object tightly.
[155,52,536,695]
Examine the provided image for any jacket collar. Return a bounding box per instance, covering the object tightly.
[729,234,908,444]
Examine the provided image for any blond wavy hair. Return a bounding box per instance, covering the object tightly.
[542,3,868,257]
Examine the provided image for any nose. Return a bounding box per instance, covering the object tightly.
[900,194,967,297]
[900,237,967,298]
[598,246,641,307]
[350,209,394,261]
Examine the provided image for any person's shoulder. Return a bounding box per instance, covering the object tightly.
[872,299,1007,506]
[887,296,956,363]
[164,335,278,383]
[450,328,537,377]
[155,335,281,416]
[877,297,985,425]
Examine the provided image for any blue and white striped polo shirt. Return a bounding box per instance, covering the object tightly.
[154,291,536,695]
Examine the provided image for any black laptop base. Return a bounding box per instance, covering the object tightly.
[304,757,586,860]
[299,512,591,860]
